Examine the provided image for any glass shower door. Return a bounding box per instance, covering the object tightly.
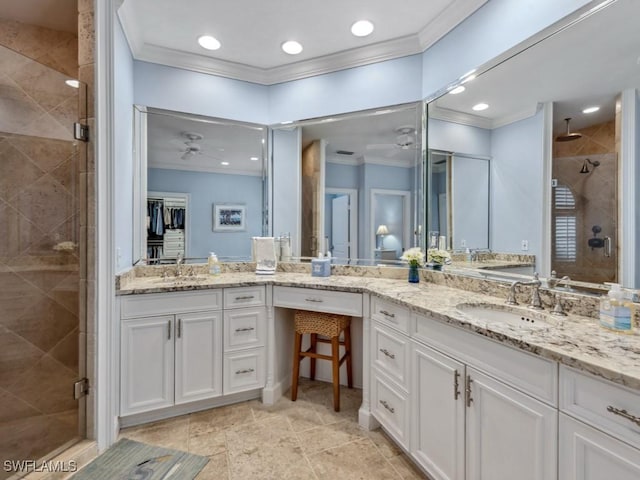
[0,44,86,477]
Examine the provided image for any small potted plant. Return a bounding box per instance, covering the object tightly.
[400,247,425,283]
[427,248,451,271]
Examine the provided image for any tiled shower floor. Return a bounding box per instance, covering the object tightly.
[119,379,426,479]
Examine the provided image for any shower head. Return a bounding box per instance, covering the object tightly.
[580,158,600,174]
[556,118,582,142]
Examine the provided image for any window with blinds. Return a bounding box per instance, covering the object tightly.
[553,185,576,261]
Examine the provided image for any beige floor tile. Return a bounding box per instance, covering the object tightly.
[295,419,367,455]
[189,429,226,457]
[389,454,429,479]
[250,396,325,432]
[119,415,189,451]
[190,402,254,436]
[368,428,404,459]
[195,452,229,480]
[308,438,400,480]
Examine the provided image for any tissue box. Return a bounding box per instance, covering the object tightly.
[311,258,331,277]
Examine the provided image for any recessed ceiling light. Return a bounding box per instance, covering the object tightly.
[351,20,374,37]
[472,103,489,111]
[583,106,600,114]
[282,40,303,55]
[198,35,221,51]
[65,79,80,88]
[449,85,465,95]
[250,156,259,161]
[221,161,230,166]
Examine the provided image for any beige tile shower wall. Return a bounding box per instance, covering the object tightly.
[77,0,96,441]
[552,119,617,284]
[0,18,77,79]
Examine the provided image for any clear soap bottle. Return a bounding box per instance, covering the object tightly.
[208,252,221,276]
[600,283,632,333]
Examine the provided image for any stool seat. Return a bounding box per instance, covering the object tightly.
[291,310,353,412]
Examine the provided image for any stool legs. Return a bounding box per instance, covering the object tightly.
[309,333,317,380]
[291,331,302,401]
[344,326,353,389]
[331,335,341,412]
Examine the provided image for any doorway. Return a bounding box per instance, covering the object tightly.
[325,188,358,262]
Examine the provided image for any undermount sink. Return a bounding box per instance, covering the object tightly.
[456,303,554,329]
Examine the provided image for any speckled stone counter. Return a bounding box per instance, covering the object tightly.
[117,266,640,392]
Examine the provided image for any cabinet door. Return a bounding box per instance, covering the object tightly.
[121,315,174,415]
[466,368,557,480]
[174,310,222,404]
[411,343,465,480]
[559,414,640,479]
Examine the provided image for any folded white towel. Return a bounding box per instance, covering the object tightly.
[252,237,277,275]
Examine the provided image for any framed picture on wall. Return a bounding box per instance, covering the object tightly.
[213,203,246,232]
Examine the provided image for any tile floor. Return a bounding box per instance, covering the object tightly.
[119,379,427,479]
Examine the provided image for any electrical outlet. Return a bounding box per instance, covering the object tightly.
[521,240,529,251]
[460,239,466,247]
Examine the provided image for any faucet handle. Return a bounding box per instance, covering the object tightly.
[551,294,567,316]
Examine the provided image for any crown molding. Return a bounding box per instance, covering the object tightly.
[148,162,263,176]
[491,104,541,129]
[428,105,492,129]
[418,0,488,50]
[326,155,414,168]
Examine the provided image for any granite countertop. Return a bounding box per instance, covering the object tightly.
[117,270,640,392]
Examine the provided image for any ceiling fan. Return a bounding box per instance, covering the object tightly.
[366,126,419,151]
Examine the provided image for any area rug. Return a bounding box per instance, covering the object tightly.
[70,438,208,479]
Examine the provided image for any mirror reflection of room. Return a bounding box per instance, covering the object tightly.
[293,103,423,263]
[143,109,267,262]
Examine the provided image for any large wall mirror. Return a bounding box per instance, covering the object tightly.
[272,102,424,264]
[133,106,268,264]
[426,0,639,288]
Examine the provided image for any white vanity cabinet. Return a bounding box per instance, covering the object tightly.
[559,366,640,479]
[409,313,558,480]
[120,291,223,416]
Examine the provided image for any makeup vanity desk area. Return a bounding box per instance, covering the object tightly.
[116,269,640,480]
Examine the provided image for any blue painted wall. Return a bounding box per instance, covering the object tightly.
[428,118,491,156]
[114,17,134,272]
[148,168,263,259]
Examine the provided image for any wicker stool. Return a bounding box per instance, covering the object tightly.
[290,309,353,411]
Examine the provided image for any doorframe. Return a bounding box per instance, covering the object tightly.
[370,188,411,258]
[326,187,358,260]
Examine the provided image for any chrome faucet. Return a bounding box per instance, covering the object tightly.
[506,272,543,310]
[175,252,184,277]
[548,270,571,290]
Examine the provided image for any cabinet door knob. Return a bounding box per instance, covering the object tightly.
[379,399,395,414]
[465,375,473,407]
[167,320,172,340]
[177,318,182,338]
[454,370,461,400]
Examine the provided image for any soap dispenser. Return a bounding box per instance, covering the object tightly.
[600,283,632,333]
[208,252,221,276]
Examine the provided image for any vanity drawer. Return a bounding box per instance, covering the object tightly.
[372,368,409,449]
[223,347,265,394]
[560,365,640,448]
[121,290,222,318]
[223,307,266,351]
[224,286,266,309]
[273,286,362,316]
[372,321,410,388]
[414,313,558,406]
[371,296,411,334]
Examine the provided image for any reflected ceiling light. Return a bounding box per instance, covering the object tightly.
[583,106,600,114]
[351,20,374,37]
[472,103,489,111]
[282,40,303,55]
[250,156,259,161]
[197,35,221,50]
[65,79,80,88]
[449,85,465,95]
[461,74,476,84]
[221,161,230,166]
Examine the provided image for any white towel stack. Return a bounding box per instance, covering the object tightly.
[252,237,277,275]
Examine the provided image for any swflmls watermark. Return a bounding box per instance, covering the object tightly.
[3,460,78,473]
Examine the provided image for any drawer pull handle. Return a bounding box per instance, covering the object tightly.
[236,368,255,375]
[305,298,324,303]
[379,310,396,319]
[177,318,182,338]
[465,375,473,407]
[235,327,255,333]
[379,348,395,359]
[454,370,461,400]
[379,399,395,414]
[167,320,172,340]
[607,406,640,427]
[235,295,255,301]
